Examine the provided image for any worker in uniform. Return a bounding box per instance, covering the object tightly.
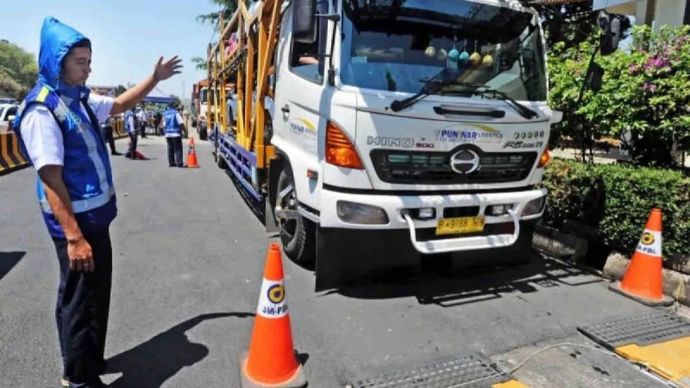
[162,101,187,167]
[100,116,120,155]
[124,108,138,158]
[12,17,182,388]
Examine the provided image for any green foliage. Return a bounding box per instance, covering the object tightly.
[543,159,690,257]
[0,40,38,99]
[191,56,208,71]
[197,0,237,25]
[548,25,690,168]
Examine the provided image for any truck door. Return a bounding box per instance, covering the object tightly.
[272,3,329,164]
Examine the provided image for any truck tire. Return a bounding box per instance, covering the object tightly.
[274,165,315,265]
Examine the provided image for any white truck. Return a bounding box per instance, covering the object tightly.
[208,0,564,290]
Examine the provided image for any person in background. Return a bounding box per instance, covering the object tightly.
[136,105,147,138]
[100,117,120,155]
[162,101,186,167]
[124,108,138,159]
[154,111,162,136]
[12,16,182,388]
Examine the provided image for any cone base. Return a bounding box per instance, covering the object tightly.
[609,282,674,306]
[186,165,200,168]
[240,353,307,388]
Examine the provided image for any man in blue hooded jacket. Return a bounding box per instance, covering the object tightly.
[13,17,182,388]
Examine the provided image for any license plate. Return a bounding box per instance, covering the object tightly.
[436,216,485,236]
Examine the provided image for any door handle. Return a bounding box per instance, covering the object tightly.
[281,105,290,113]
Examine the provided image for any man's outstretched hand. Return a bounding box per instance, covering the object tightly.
[153,56,183,81]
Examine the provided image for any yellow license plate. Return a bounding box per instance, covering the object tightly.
[436,216,486,236]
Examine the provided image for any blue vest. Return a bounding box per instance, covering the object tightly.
[163,109,182,136]
[14,84,117,238]
[125,111,137,134]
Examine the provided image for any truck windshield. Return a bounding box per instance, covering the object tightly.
[339,0,547,101]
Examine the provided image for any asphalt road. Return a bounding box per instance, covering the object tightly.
[0,134,672,387]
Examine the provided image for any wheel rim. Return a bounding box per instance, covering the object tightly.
[275,177,299,244]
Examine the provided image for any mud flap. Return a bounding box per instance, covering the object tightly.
[314,227,420,291]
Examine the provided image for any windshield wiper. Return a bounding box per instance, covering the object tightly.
[389,71,453,112]
[390,75,539,120]
[447,81,539,120]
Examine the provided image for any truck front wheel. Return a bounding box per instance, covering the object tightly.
[274,165,315,265]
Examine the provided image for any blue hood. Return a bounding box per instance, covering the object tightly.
[38,17,90,89]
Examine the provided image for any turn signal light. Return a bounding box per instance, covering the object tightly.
[538,149,552,168]
[326,121,364,169]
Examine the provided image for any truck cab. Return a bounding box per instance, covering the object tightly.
[211,0,562,290]
[269,0,560,287]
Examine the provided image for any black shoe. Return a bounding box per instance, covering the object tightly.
[111,151,121,156]
[68,377,106,388]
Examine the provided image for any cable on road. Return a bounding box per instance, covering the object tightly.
[447,342,675,387]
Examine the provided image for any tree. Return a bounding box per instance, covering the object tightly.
[197,0,237,26]
[0,40,38,99]
[191,56,208,71]
[549,25,690,168]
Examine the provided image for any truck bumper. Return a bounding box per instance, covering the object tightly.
[318,187,546,254]
[315,218,540,291]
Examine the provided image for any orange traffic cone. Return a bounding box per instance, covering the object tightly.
[610,208,673,306]
[186,138,200,168]
[240,244,306,388]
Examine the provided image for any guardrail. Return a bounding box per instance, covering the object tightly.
[112,118,127,139]
[0,132,29,175]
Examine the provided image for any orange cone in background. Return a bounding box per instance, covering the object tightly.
[610,208,674,306]
[240,243,306,388]
[186,138,200,168]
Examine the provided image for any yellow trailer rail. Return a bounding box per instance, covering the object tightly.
[207,0,283,200]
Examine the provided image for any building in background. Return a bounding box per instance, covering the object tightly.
[594,0,690,27]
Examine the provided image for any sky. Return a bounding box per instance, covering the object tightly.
[2,0,221,100]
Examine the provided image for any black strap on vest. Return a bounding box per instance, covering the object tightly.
[81,97,107,143]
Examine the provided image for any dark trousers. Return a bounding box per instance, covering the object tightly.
[127,133,138,158]
[167,136,184,167]
[140,123,147,138]
[53,229,112,384]
[103,127,117,155]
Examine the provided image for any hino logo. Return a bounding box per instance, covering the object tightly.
[450,149,480,174]
[367,136,415,148]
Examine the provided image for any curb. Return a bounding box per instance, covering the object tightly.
[532,224,588,264]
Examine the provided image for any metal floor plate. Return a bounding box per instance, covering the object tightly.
[349,353,504,388]
[578,311,690,348]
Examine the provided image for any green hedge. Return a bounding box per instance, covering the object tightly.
[543,159,690,257]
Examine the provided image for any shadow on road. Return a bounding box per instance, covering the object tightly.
[0,251,25,281]
[329,252,603,307]
[224,170,265,225]
[106,311,254,388]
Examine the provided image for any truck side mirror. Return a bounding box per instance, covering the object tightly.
[600,14,621,56]
[292,0,317,44]
[588,62,604,92]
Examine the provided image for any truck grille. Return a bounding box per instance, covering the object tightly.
[370,148,537,184]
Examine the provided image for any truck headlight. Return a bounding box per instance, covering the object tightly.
[337,201,389,225]
[523,196,546,217]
